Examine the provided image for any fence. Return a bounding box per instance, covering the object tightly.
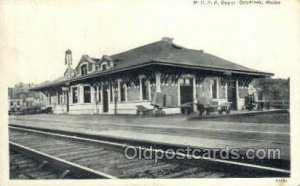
[270,100,289,109]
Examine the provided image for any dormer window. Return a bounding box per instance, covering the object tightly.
[98,55,114,71]
[81,64,87,75]
[102,64,107,70]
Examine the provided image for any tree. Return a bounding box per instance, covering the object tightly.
[251,77,290,101]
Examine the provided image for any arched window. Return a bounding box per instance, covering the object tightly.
[81,64,87,75]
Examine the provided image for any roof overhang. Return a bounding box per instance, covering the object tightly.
[30,61,273,91]
[152,61,274,76]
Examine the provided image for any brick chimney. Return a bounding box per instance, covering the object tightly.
[162,37,174,43]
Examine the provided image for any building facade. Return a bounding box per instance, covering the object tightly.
[8,83,47,113]
[31,37,273,114]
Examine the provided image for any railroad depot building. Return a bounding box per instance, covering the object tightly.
[31,37,273,114]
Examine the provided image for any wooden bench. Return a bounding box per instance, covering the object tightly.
[151,103,166,116]
[136,105,154,115]
[180,102,194,115]
[196,97,232,115]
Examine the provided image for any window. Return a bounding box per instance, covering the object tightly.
[81,64,87,75]
[72,87,78,103]
[84,86,91,103]
[212,80,217,99]
[120,82,126,101]
[141,78,149,100]
[102,64,107,70]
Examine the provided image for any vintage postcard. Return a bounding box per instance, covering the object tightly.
[0,0,299,185]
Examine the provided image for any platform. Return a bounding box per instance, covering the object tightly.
[8,113,290,161]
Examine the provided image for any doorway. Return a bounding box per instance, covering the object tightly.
[180,78,194,113]
[227,81,237,110]
[103,85,109,112]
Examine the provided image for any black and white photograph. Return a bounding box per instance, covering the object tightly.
[0,0,299,185]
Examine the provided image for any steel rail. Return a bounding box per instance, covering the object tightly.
[9,141,117,179]
[9,125,290,175]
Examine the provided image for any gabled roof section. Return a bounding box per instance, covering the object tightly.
[76,55,97,68]
[64,67,76,79]
[100,55,113,62]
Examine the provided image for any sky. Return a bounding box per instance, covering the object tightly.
[1,0,299,87]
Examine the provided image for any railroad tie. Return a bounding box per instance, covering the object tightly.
[58,169,71,179]
[37,160,48,170]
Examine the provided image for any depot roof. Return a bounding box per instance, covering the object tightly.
[31,37,273,91]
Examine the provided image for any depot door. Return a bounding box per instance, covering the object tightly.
[180,78,194,105]
[227,81,237,110]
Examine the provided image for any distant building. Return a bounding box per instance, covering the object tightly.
[31,37,273,114]
[8,83,47,113]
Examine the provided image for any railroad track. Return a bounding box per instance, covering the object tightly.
[10,150,77,179]
[9,125,290,179]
